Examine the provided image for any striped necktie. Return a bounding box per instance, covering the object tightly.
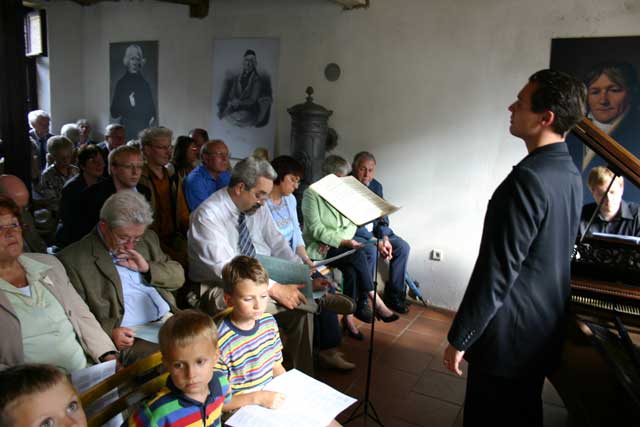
[237,212,257,257]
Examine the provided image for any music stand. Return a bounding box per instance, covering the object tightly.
[344,236,384,427]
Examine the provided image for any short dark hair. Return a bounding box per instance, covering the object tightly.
[0,195,22,226]
[77,144,102,168]
[528,69,587,135]
[222,255,270,294]
[189,128,209,141]
[0,364,69,427]
[271,155,304,185]
[244,49,256,58]
[171,135,196,170]
[159,309,218,357]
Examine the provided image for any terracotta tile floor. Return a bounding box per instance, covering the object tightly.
[317,304,568,427]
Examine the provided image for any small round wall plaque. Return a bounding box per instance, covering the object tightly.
[324,63,341,82]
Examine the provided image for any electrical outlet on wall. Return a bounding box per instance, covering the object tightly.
[430,249,442,261]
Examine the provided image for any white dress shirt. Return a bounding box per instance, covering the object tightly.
[188,188,299,285]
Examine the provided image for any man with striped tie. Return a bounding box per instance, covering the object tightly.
[188,156,320,375]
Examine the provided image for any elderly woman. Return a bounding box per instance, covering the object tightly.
[34,136,79,217]
[0,196,117,371]
[56,144,105,248]
[302,155,399,339]
[268,156,355,369]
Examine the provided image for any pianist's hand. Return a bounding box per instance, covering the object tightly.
[443,344,465,376]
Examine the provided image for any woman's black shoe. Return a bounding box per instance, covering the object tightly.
[354,306,373,323]
[375,312,400,323]
[341,317,365,341]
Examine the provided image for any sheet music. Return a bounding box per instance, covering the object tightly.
[256,255,315,300]
[312,249,356,267]
[225,369,357,427]
[71,361,122,427]
[310,174,399,226]
[132,321,163,344]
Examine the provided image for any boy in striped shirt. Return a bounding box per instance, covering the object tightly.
[128,310,230,427]
[217,256,287,411]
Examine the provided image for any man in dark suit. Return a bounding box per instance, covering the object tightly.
[57,190,184,365]
[352,151,411,314]
[443,69,586,426]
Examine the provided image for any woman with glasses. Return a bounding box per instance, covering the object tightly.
[0,196,118,371]
[268,156,356,371]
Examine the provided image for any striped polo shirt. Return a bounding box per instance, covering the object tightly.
[128,370,230,427]
[216,313,283,394]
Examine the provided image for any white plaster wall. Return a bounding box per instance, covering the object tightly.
[43,0,640,309]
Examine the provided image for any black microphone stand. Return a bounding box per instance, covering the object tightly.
[345,236,384,426]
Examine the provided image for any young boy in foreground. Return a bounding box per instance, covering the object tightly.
[128,309,230,427]
[0,364,87,427]
[218,256,342,426]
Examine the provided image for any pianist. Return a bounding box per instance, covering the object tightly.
[578,166,640,237]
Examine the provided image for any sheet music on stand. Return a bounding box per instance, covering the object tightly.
[310,175,400,226]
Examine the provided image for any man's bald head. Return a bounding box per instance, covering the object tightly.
[0,175,29,209]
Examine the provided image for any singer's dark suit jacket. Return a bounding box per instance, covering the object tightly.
[447,142,582,377]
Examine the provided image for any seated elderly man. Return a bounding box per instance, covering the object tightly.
[579,166,640,237]
[76,118,97,146]
[138,127,188,267]
[28,109,53,172]
[58,190,184,365]
[352,151,411,314]
[0,175,47,253]
[189,156,340,375]
[0,196,117,371]
[184,139,231,211]
[58,145,151,247]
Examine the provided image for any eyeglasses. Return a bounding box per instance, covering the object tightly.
[114,163,144,171]
[112,232,143,246]
[151,145,172,152]
[246,188,269,202]
[205,151,229,158]
[0,223,21,237]
[288,175,301,185]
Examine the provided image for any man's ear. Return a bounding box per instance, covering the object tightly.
[540,110,555,128]
[231,183,245,196]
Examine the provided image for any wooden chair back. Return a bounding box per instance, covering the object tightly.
[80,351,168,427]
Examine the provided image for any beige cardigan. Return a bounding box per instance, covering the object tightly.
[0,253,116,370]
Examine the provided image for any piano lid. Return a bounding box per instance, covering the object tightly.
[572,118,640,188]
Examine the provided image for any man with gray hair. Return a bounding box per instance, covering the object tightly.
[97,124,126,177]
[27,109,52,171]
[58,190,184,365]
[189,156,319,375]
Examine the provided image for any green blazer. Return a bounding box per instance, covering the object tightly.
[301,187,357,260]
[57,228,184,336]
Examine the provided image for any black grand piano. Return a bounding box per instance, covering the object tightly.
[550,118,640,425]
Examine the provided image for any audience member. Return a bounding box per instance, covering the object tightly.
[0,175,46,253]
[97,124,126,176]
[169,135,197,234]
[268,155,354,370]
[60,123,81,149]
[188,156,316,375]
[128,310,229,427]
[139,127,188,266]
[76,118,97,146]
[27,109,52,171]
[302,155,399,339]
[0,364,88,427]
[0,196,117,371]
[578,166,640,237]
[189,128,209,155]
[57,191,184,365]
[352,151,411,313]
[184,140,231,211]
[33,136,79,218]
[56,145,105,248]
[61,145,150,246]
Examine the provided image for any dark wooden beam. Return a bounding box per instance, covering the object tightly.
[69,0,210,18]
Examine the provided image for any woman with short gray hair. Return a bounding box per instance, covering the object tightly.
[34,136,79,217]
[302,155,399,340]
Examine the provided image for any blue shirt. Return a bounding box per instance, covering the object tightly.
[266,194,304,250]
[184,165,231,211]
[114,256,170,328]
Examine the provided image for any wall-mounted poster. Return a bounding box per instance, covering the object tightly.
[551,36,640,203]
[211,38,279,159]
[110,41,158,141]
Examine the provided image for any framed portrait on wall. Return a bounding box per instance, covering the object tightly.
[109,40,159,141]
[211,37,280,159]
[551,36,640,203]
